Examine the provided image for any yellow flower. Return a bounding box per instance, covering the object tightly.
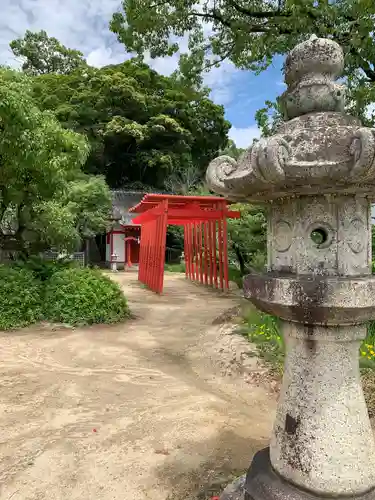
[361,351,366,356]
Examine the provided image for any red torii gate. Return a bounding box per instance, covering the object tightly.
[129,194,240,294]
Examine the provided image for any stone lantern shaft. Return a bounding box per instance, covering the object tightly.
[266,197,374,496]
[206,35,375,500]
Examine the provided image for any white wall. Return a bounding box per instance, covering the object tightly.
[105,233,126,262]
[114,233,125,262]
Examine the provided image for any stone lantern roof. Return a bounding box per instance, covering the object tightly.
[207,35,375,202]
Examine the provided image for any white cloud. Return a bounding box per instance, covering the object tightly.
[142,29,242,107]
[0,0,125,68]
[0,0,256,134]
[144,48,241,107]
[229,125,261,148]
[87,47,129,68]
[204,61,242,106]
[0,1,237,86]
[144,53,179,76]
[142,33,189,76]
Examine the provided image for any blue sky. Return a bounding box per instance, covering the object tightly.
[1,0,287,148]
[220,59,285,146]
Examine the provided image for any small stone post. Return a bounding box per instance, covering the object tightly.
[111,252,118,272]
[206,36,375,500]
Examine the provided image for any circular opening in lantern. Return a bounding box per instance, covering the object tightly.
[310,227,328,247]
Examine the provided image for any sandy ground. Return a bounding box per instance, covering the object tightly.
[0,271,275,500]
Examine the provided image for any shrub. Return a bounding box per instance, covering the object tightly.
[0,265,42,329]
[13,255,76,282]
[44,268,130,325]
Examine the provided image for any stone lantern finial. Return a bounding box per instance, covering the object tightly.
[207,36,375,500]
[207,36,375,202]
[282,35,345,118]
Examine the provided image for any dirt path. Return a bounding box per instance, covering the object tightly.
[0,271,275,500]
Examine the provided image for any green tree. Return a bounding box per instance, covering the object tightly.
[227,203,267,274]
[255,100,284,138]
[0,69,111,258]
[164,165,202,194]
[110,1,375,113]
[10,30,86,75]
[31,59,230,189]
[219,139,245,159]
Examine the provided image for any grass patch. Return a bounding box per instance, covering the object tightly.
[239,309,375,410]
[165,262,244,289]
[165,262,186,273]
[238,308,284,375]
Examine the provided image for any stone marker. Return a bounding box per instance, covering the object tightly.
[206,35,375,500]
[111,252,118,272]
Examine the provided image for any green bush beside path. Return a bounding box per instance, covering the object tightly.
[0,261,130,330]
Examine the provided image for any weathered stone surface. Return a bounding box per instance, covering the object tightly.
[220,475,245,500]
[266,195,372,277]
[282,36,345,119]
[284,35,344,87]
[207,34,375,500]
[244,448,375,500]
[206,112,375,201]
[270,322,375,495]
[244,274,375,325]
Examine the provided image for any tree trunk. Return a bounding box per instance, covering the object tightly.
[232,242,247,275]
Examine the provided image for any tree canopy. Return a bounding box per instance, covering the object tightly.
[110,0,375,120]
[10,30,87,75]
[0,69,111,257]
[30,59,230,189]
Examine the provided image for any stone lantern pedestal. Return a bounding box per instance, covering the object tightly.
[206,36,375,500]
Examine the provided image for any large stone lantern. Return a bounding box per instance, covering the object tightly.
[206,36,375,500]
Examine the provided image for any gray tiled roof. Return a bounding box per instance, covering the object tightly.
[111,190,144,225]
[110,188,173,224]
